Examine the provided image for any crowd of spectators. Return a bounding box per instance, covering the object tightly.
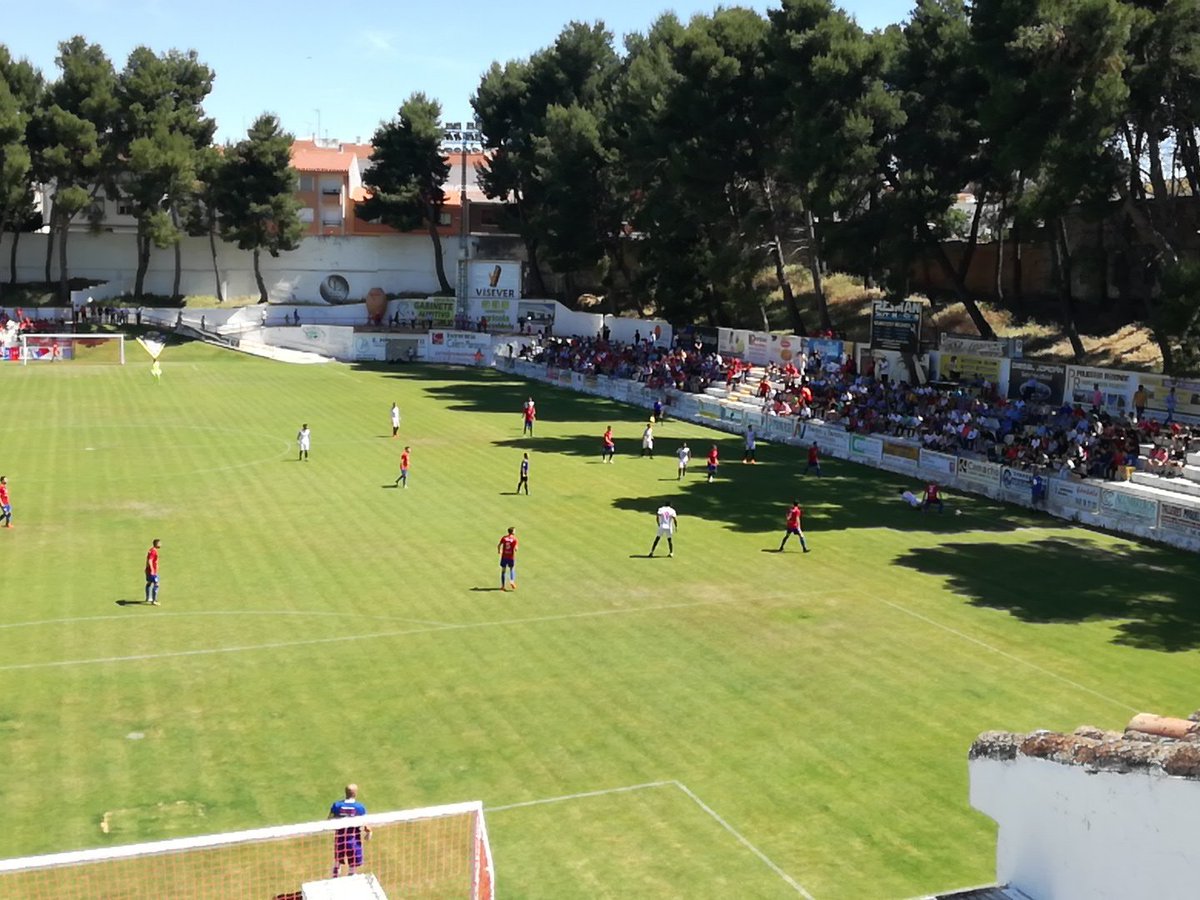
[519,330,1197,483]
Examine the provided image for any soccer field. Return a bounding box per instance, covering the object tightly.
[3,344,1199,899]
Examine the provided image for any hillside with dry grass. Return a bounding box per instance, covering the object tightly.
[759,265,1165,373]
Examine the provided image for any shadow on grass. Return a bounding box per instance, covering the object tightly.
[893,537,1200,651]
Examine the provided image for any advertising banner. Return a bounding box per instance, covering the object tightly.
[1064,366,1136,416]
[808,425,850,459]
[766,416,798,440]
[882,440,920,475]
[1047,479,1101,512]
[1100,488,1159,525]
[919,449,958,479]
[939,335,1007,357]
[848,434,884,464]
[745,331,771,366]
[393,297,457,328]
[955,457,1001,491]
[1159,501,1200,542]
[804,337,845,360]
[467,260,521,303]
[427,330,492,364]
[870,299,923,351]
[936,352,1003,384]
[1008,360,1067,405]
[1139,375,1200,419]
[718,328,751,357]
[768,334,804,366]
[999,467,1034,503]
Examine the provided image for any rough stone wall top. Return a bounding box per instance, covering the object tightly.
[970,712,1200,779]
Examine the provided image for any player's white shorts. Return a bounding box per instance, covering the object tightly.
[643,439,654,448]
[657,526,674,537]
[299,441,311,451]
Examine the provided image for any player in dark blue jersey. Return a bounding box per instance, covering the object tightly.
[328,783,371,877]
[516,452,530,495]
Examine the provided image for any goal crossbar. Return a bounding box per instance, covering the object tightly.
[19,332,126,365]
[0,800,483,876]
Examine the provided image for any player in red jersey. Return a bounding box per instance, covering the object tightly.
[706,445,720,483]
[497,527,519,590]
[145,538,161,605]
[804,442,822,477]
[395,447,411,488]
[602,426,615,463]
[0,476,12,528]
[923,482,945,513]
[522,398,536,436]
[778,501,809,552]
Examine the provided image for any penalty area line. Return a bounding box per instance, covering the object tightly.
[488,780,813,898]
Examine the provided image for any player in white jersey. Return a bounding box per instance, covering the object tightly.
[649,504,677,558]
[390,402,401,437]
[641,423,655,458]
[900,490,921,508]
[297,424,311,461]
[676,443,691,480]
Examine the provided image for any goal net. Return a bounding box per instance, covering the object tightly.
[19,333,126,365]
[0,800,494,900]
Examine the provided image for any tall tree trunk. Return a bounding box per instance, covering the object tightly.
[917,217,996,338]
[804,209,830,332]
[57,218,70,304]
[208,222,223,302]
[9,229,20,285]
[426,207,452,295]
[994,230,1005,304]
[44,214,55,285]
[1051,217,1085,361]
[524,239,548,297]
[1011,219,1024,305]
[253,248,267,303]
[134,230,151,299]
[756,176,806,334]
[170,206,183,300]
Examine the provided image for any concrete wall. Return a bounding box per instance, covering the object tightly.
[971,755,1200,900]
[0,231,452,302]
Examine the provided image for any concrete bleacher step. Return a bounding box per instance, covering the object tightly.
[1131,471,1200,499]
[703,386,729,399]
[1184,464,1200,484]
[1189,451,1200,467]
[1121,477,1200,505]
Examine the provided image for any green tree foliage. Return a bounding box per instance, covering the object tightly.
[218,113,303,303]
[115,46,216,298]
[28,36,117,301]
[473,21,620,298]
[357,93,453,295]
[0,47,41,286]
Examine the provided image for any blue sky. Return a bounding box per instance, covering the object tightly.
[6,0,914,143]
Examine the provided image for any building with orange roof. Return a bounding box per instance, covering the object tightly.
[290,139,511,239]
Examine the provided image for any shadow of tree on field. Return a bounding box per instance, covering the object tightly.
[893,538,1200,651]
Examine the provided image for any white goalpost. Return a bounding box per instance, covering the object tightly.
[19,333,126,365]
[0,799,495,900]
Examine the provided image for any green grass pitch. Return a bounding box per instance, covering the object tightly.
[2,343,1200,899]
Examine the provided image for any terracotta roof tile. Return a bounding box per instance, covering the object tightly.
[971,712,1200,779]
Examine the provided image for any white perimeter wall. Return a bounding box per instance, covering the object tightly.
[971,756,1200,900]
[0,231,452,302]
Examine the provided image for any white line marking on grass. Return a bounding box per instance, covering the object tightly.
[489,780,675,812]
[489,780,813,898]
[0,594,825,672]
[0,610,453,631]
[671,781,814,899]
[872,596,1138,713]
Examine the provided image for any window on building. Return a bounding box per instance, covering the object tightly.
[117,202,136,217]
[321,213,343,228]
[478,206,500,227]
[299,208,315,224]
[320,178,341,196]
[298,174,315,192]
[438,210,452,226]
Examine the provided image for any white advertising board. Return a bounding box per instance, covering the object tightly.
[955,457,1001,492]
[1100,488,1159,525]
